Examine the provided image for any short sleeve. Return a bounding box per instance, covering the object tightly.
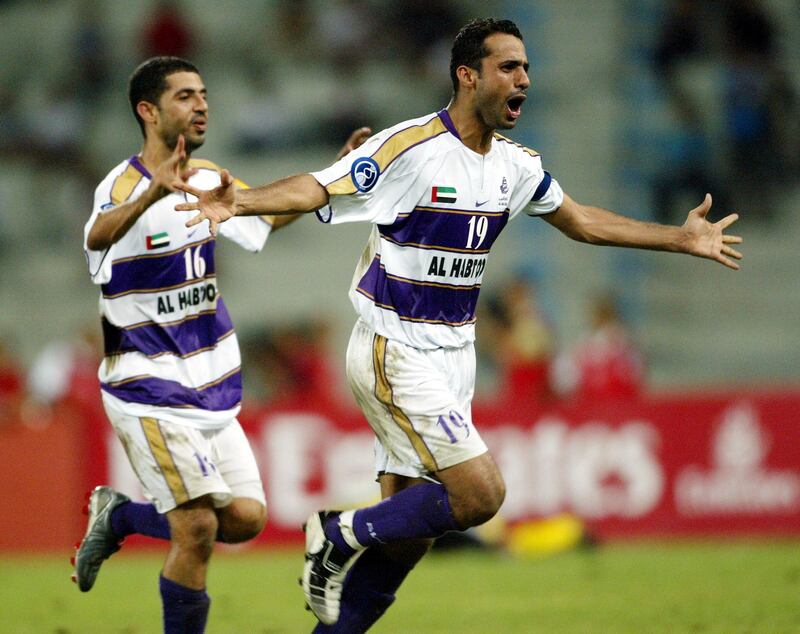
[310,115,445,226]
[523,171,564,216]
[500,142,563,219]
[83,178,117,285]
[218,215,271,252]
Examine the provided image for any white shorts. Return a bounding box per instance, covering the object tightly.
[346,319,488,479]
[104,404,266,513]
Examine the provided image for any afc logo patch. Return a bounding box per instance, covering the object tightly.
[351,157,380,192]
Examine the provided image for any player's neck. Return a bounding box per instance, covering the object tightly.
[139,139,190,175]
[446,103,493,155]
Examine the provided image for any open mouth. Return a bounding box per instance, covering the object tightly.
[506,95,526,119]
[191,118,207,132]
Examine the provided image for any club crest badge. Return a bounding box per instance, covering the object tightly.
[351,157,380,192]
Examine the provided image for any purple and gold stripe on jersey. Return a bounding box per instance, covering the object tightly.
[102,299,235,358]
[379,206,509,255]
[102,239,215,298]
[108,160,146,206]
[325,115,449,195]
[493,133,540,158]
[101,367,242,412]
[356,257,480,327]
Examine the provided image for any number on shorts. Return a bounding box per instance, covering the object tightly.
[193,451,216,477]
[437,410,470,444]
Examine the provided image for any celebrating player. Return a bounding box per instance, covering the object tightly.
[76,56,368,634]
[175,18,743,632]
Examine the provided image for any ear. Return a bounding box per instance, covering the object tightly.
[456,64,480,91]
[136,101,158,126]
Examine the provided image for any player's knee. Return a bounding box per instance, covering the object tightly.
[224,509,266,543]
[469,486,505,527]
[172,509,218,561]
[451,478,506,529]
[218,500,267,543]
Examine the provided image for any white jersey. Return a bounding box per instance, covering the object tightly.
[84,156,271,429]
[312,110,563,350]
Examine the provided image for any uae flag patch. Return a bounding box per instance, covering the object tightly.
[146,231,170,250]
[431,186,457,204]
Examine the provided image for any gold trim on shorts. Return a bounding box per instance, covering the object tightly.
[140,417,190,506]
[372,334,438,472]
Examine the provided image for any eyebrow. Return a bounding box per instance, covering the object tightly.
[501,58,529,71]
[174,87,207,97]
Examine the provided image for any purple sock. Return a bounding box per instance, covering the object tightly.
[312,548,412,634]
[159,574,210,634]
[333,483,459,549]
[111,501,171,540]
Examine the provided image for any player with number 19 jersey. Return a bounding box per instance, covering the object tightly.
[311,109,564,478]
[312,109,563,351]
[84,156,270,431]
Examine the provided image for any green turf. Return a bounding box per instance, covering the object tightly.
[2,541,799,633]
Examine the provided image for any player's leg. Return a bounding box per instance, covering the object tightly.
[119,418,240,634]
[100,417,263,534]
[332,323,504,541]
[150,419,264,634]
[74,414,265,594]
[79,490,262,549]
[303,321,502,625]
[216,497,266,542]
[312,472,433,634]
[73,408,175,592]
[160,494,217,634]
[322,452,504,555]
[207,419,267,544]
[305,461,501,627]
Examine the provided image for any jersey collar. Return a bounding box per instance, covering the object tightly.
[437,109,461,140]
[129,155,152,179]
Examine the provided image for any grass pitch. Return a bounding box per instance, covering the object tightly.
[3,540,799,633]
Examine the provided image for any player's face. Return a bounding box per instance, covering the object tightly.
[155,71,208,153]
[473,33,530,131]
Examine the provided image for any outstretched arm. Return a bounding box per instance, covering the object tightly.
[543,193,743,270]
[175,171,328,236]
[261,126,372,233]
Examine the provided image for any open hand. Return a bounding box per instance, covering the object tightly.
[682,194,743,270]
[152,135,195,195]
[174,168,236,236]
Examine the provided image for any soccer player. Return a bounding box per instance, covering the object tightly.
[76,56,369,634]
[175,18,743,632]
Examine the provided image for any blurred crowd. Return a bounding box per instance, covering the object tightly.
[0,0,465,206]
[0,274,647,433]
[478,277,644,405]
[650,0,799,225]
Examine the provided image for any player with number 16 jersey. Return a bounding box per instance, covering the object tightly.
[85,156,269,431]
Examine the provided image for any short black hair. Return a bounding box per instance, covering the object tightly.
[128,56,200,136]
[449,18,523,93]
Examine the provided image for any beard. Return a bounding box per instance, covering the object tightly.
[164,127,205,154]
[474,92,514,132]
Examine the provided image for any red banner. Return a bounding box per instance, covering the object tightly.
[97,391,800,543]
